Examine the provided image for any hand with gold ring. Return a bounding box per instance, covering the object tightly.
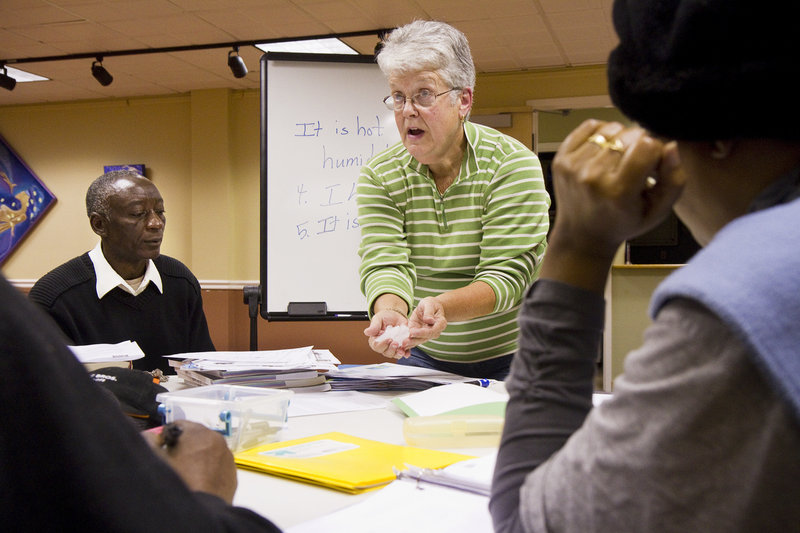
[587,133,626,153]
[540,119,687,293]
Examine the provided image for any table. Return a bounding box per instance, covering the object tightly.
[161,379,499,531]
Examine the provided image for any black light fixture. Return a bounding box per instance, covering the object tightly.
[2,29,389,90]
[91,56,113,86]
[373,30,387,59]
[0,64,16,91]
[228,46,248,78]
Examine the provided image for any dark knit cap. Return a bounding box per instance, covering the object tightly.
[90,367,167,429]
[607,0,800,141]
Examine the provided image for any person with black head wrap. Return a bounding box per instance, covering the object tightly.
[490,1,800,531]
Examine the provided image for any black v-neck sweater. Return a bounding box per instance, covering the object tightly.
[29,253,215,372]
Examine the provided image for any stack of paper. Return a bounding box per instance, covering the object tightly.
[234,431,474,494]
[166,346,340,392]
[69,340,145,363]
[392,384,508,448]
[326,363,481,392]
[69,340,145,371]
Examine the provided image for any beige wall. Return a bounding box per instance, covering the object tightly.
[1,95,194,279]
[539,106,630,145]
[606,265,679,389]
[0,89,263,282]
[473,65,608,111]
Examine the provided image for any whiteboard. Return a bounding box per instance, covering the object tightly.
[259,53,401,318]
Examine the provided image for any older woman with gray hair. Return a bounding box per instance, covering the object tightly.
[357,20,550,380]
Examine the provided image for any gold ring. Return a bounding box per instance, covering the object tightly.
[587,133,626,154]
[587,133,608,147]
[606,138,625,153]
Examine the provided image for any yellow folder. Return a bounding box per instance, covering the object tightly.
[234,431,475,494]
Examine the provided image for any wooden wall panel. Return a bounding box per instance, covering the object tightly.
[204,288,384,365]
[17,284,384,365]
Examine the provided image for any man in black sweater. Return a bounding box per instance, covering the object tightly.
[1,273,280,531]
[29,170,215,372]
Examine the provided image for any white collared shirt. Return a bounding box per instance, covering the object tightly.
[88,241,163,298]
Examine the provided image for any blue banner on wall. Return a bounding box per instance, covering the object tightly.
[0,134,57,264]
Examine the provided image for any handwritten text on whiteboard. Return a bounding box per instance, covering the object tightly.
[287,114,394,242]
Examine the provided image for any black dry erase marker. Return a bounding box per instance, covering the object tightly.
[162,423,183,449]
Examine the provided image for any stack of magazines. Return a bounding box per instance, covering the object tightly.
[325,363,480,392]
[166,346,340,392]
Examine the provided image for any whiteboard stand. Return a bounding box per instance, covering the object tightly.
[243,285,260,350]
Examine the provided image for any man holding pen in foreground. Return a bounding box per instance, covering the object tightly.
[0,274,281,532]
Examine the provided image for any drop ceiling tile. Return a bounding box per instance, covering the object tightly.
[538,0,605,11]
[1,0,617,106]
[2,3,82,26]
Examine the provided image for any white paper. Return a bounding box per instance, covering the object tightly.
[375,324,410,343]
[436,451,497,493]
[311,349,342,365]
[165,346,340,371]
[329,362,473,380]
[287,391,390,417]
[68,340,144,363]
[392,383,509,417]
[165,346,314,363]
[286,477,493,533]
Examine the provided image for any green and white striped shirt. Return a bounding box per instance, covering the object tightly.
[357,121,550,363]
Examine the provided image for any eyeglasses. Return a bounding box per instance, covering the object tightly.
[382,88,460,111]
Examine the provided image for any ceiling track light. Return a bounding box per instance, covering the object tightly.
[1,29,389,92]
[0,65,16,91]
[228,46,248,78]
[91,56,113,86]
[374,30,388,58]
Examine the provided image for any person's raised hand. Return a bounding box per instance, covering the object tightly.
[543,119,686,291]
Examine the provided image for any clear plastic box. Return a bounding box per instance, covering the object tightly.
[402,414,504,448]
[156,385,293,451]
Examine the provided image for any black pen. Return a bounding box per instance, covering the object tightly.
[161,422,183,449]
